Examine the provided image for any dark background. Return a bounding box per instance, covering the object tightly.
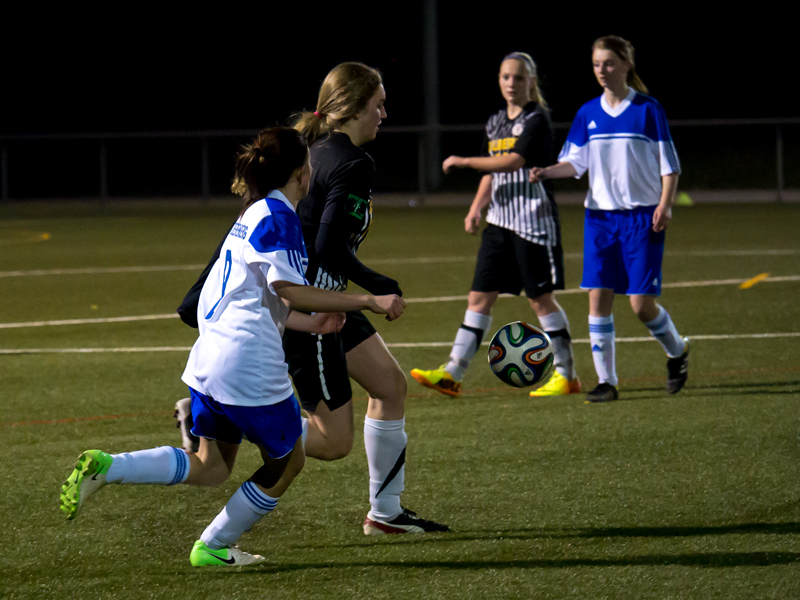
[1,6,795,197]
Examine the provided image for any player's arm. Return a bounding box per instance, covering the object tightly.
[285,310,346,334]
[443,153,525,174]
[652,173,679,232]
[465,174,493,235]
[529,161,578,183]
[273,281,405,321]
[316,159,402,296]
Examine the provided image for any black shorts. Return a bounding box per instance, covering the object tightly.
[282,310,377,413]
[471,224,565,298]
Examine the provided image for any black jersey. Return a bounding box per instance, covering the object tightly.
[482,102,560,246]
[297,132,400,295]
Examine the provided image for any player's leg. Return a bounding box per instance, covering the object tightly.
[61,389,244,520]
[411,291,497,397]
[282,325,356,461]
[623,207,688,394]
[581,209,623,402]
[411,225,515,397]
[60,439,235,520]
[514,237,580,396]
[192,397,304,567]
[347,333,448,534]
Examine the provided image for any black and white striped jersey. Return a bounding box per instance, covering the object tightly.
[296,132,400,296]
[482,102,560,246]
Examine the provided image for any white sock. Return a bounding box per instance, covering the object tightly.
[538,309,576,379]
[201,481,278,550]
[364,416,406,521]
[645,306,686,358]
[589,315,617,386]
[106,446,189,486]
[445,310,492,380]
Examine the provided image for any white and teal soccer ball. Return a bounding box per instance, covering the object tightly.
[488,322,554,389]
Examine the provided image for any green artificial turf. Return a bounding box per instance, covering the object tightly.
[1,201,799,599]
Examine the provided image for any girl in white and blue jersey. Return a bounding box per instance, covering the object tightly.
[59,127,406,566]
[531,36,689,402]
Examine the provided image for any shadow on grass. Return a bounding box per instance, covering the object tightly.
[201,551,800,576]
[292,521,800,550]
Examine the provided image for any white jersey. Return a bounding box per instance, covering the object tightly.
[559,89,680,211]
[181,191,308,407]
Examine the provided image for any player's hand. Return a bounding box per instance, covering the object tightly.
[308,312,346,334]
[529,167,546,183]
[652,202,672,232]
[371,294,406,321]
[464,210,481,235]
[442,156,464,174]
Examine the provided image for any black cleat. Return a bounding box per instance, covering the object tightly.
[586,382,619,403]
[363,508,450,535]
[666,337,690,394]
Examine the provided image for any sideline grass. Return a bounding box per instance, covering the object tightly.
[1,202,799,599]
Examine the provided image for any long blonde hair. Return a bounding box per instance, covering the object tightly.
[592,35,649,94]
[293,62,383,146]
[502,52,548,110]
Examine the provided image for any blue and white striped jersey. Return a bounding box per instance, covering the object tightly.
[182,190,308,407]
[559,89,680,211]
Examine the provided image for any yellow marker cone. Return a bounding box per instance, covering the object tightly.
[675,192,694,206]
[739,273,770,289]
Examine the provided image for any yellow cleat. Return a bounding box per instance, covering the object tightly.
[529,371,582,397]
[410,366,462,398]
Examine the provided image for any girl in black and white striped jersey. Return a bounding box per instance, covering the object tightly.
[411,52,581,398]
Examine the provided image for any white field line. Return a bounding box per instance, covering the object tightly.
[2,332,799,355]
[2,275,799,330]
[0,265,206,278]
[2,248,799,278]
[0,314,180,329]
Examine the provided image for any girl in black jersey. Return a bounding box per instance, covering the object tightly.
[283,62,447,535]
[411,52,581,399]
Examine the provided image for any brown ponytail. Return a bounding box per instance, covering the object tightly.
[592,35,649,94]
[293,62,383,145]
[232,127,309,213]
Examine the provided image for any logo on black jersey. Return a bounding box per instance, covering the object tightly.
[488,138,517,154]
[511,123,524,136]
[347,194,369,219]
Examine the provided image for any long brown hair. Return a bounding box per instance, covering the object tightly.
[232,127,308,213]
[592,35,649,94]
[293,62,383,145]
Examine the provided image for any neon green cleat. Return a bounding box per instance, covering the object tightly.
[190,540,265,567]
[60,449,113,520]
[410,365,461,397]
[529,371,582,397]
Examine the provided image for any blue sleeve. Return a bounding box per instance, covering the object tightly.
[249,201,305,254]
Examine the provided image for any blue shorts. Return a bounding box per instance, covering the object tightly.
[188,388,302,459]
[582,206,665,296]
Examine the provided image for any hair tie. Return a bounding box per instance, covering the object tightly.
[313,111,322,119]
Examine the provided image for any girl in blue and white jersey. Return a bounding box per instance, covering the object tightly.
[531,35,689,402]
[59,127,406,566]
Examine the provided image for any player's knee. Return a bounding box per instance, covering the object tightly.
[320,434,353,461]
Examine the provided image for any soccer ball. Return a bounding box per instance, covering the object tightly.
[487,322,555,389]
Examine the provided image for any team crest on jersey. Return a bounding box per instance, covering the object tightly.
[511,123,524,136]
[347,194,369,219]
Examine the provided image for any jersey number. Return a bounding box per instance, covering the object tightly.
[205,249,232,320]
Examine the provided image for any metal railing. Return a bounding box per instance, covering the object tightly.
[1,118,798,201]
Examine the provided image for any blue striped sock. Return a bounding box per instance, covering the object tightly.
[589,315,617,386]
[200,481,278,550]
[106,446,189,485]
